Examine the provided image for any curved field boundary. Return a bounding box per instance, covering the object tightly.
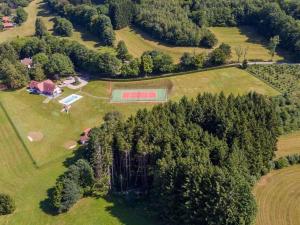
[0,102,38,168]
[254,165,300,225]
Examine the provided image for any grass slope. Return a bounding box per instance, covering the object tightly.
[115,26,287,62]
[0,0,40,43]
[254,165,300,225]
[209,27,286,62]
[115,27,208,63]
[277,131,300,158]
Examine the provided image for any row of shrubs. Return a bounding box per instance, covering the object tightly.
[270,154,300,170]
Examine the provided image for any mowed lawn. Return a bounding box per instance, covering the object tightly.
[0,100,158,225]
[276,131,300,158]
[254,165,300,225]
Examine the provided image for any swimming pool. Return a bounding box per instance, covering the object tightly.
[59,94,82,105]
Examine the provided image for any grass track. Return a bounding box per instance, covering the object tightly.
[254,165,300,225]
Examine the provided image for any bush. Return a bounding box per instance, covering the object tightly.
[15,7,28,24]
[286,154,300,165]
[53,17,73,37]
[0,193,16,215]
[274,157,289,169]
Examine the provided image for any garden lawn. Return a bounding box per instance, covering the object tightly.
[254,165,300,225]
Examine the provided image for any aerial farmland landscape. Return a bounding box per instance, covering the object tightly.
[0,0,300,225]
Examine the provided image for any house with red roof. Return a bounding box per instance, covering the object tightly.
[80,128,91,144]
[2,16,10,23]
[2,16,14,29]
[29,80,62,96]
[21,58,33,68]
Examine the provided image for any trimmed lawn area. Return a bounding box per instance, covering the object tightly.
[0,99,158,225]
[209,26,286,62]
[254,165,300,225]
[276,131,300,158]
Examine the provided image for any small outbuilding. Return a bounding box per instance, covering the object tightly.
[21,58,33,68]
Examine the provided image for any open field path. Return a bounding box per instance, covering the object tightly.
[0,0,41,43]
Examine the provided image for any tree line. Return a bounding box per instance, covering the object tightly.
[48,92,282,225]
[0,25,233,89]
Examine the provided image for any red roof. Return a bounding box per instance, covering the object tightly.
[84,128,91,134]
[21,58,33,66]
[29,80,56,94]
[2,16,10,22]
[3,22,14,28]
[80,135,89,143]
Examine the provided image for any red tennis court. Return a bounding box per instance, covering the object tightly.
[111,89,168,103]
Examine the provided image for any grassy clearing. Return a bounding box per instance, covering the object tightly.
[254,165,300,225]
[115,26,288,63]
[276,131,300,158]
[0,0,40,43]
[115,27,208,63]
[209,26,287,62]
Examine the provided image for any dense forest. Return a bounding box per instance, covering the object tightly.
[44,0,300,59]
[48,92,283,225]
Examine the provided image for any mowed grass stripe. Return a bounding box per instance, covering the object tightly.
[0,104,35,186]
[254,166,300,225]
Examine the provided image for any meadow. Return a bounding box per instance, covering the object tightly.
[0,67,279,224]
[115,26,286,62]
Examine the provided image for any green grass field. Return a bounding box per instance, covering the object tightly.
[115,27,208,63]
[209,27,286,62]
[254,165,300,225]
[115,26,287,63]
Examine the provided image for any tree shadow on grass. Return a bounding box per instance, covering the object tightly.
[39,187,59,216]
[239,26,294,62]
[104,195,161,225]
[39,143,160,224]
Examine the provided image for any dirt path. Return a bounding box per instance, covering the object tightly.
[0,0,41,43]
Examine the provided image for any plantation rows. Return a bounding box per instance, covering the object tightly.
[247,65,300,95]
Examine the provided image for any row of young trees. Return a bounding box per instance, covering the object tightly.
[49,92,281,225]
